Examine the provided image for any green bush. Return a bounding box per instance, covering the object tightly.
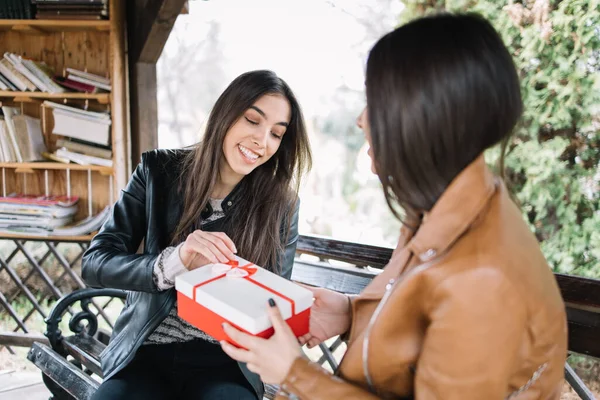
[402,0,600,277]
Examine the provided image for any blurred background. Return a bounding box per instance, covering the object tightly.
[157,0,600,279]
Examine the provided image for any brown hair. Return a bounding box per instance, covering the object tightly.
[365,13,523,227]
[172,70,312,271]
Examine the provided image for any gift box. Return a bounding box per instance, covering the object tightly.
[175,257,313,345]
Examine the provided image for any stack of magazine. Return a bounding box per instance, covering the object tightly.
[0,193,110,236]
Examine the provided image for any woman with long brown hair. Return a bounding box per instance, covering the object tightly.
[82,70,312,400]
[221,14,568,399]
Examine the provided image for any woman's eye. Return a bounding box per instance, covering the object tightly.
[245,117,258,125]
[271,132,282,139]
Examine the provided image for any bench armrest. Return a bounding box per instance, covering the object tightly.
[45,288,126,351]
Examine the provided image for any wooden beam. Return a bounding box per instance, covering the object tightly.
[129,62,158,167]
[0,332,49,347]
[110,0,130,192]
[128,0,188,64]
[181,1,190,14]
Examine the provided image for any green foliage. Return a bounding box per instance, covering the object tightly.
[403,0,600,277]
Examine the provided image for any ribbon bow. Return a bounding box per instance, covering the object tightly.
[211,260,257,278]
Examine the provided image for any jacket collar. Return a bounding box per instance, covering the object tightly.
[200,179,245,219]
[407,155,498,262]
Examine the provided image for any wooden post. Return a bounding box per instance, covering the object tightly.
[129,62,158,166]
[127,0,187,169]
[110,0,130,192]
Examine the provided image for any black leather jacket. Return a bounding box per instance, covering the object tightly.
[81,149,300,398]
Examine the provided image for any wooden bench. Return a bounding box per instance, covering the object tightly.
[27,235,600,400]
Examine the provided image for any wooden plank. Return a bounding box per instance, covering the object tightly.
[0,92,109,101]
[63,335,105,377]
[0,20,111,33]
[0,162,112,173]
[0,233,95,242]
[128,0,189,63]
[297,235,392,268]
[129,62,158,167]
[27,342,99,399]
[292,260,378,295]
[0,332,49,347]
[556,273,600,309]
[566,306,600,358]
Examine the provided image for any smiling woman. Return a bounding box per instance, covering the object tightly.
[220,94,291,188]
[81,70,312,400]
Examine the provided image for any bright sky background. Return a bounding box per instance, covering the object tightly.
[159,0,404,139]
[157,0,405,245]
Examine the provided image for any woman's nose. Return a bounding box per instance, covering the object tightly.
[357,109,365,129]
[252,128,268,147]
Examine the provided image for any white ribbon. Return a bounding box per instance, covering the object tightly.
[211,263,250,278]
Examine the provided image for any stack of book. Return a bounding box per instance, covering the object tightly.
[0,1,33,19]
[43,101,112,167]
[0,106,46,162]
[0,52,65,93]
[54,68,111,93]
[0,53,111,94]
[0,193,111,236]
[33,0,109,20]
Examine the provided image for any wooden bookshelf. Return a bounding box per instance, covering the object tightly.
[0,232,97,242]
[0,20,110,33]
[0,91,110,103]
[0,162,113,174]
[0,0,127,240]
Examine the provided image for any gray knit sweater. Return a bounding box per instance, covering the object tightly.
[144,198,225,345]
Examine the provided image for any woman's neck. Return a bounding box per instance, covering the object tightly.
[213,164,243,199]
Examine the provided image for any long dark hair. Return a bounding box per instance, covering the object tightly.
[172,70,312,271]
[366,13,523,227]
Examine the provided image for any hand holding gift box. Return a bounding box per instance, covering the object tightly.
[175,257,313,346]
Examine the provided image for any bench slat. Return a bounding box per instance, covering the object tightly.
[566,306,600,358]
[27,341,99,400]
[556,273,600,310]
[291,260,377,294]
[298,235,391,267]
[63,335,105,378]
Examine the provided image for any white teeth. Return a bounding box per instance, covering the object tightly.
[238,145,259,160]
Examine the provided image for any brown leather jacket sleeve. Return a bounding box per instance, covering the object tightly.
[415,267,527,399]
[277,358,381,400]
[278,268,527,400]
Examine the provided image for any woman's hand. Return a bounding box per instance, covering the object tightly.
[220,300,303,385]
[179,230,237,270]
[298,286,352,348]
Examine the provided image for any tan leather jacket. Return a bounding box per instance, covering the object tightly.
[278,156,567,400]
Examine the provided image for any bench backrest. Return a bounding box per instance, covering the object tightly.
[294,235,600,359]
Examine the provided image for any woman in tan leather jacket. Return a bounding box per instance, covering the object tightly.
[220,13,568,399]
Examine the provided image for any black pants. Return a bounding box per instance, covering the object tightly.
[91,339,258,400]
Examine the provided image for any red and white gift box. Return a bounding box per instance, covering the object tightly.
[175,257,313,345]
